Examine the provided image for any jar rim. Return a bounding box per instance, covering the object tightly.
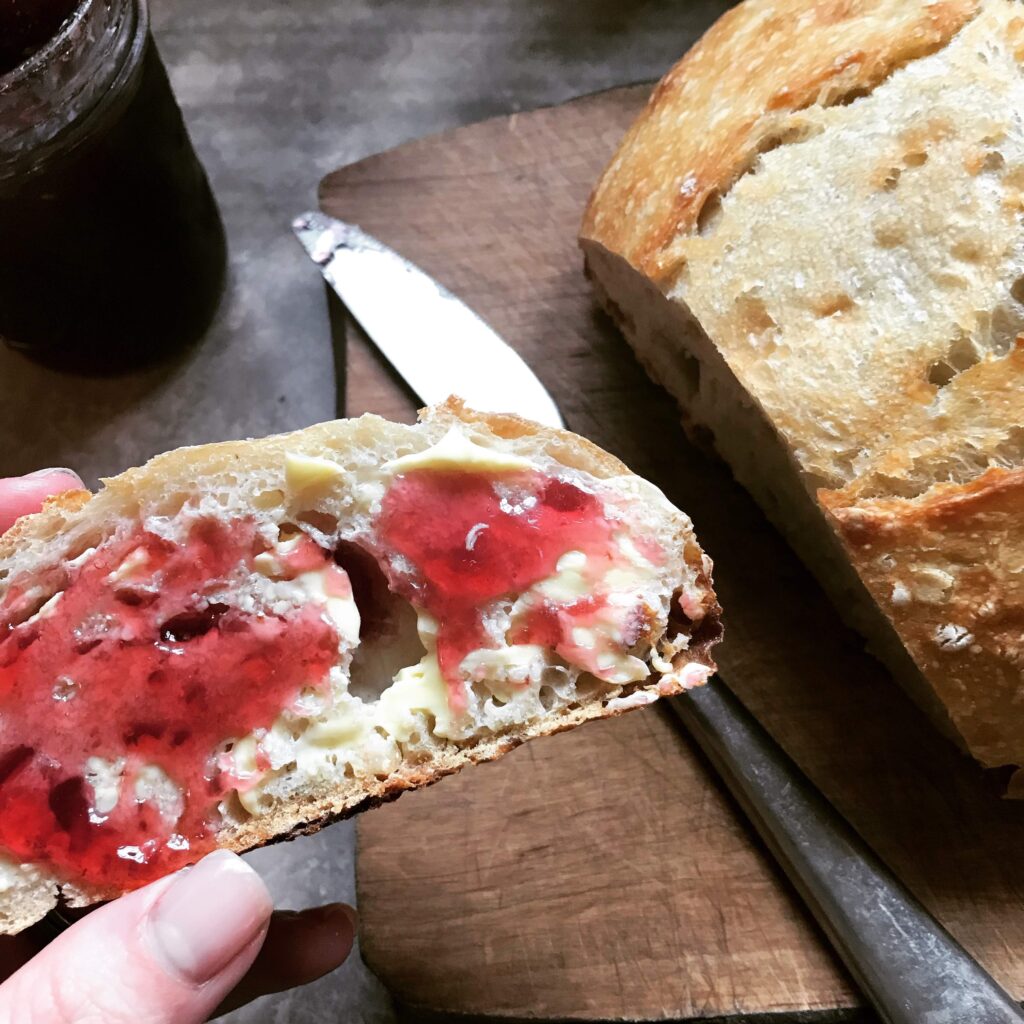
[0,0,99,93]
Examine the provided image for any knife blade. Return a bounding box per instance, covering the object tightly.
[292,211,563,429]
[294,210,1024,1024]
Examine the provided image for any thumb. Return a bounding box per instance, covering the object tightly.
[0,851,272,1024]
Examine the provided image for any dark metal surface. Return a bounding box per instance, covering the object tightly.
[670,681,1024,1024]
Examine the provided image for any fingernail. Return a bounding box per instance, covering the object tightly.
[309,902,358,934]
[25,468,83,486]
[338,904,358,932]
[145,850,273,984]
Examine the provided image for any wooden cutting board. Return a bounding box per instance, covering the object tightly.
[319,86,1024,1022]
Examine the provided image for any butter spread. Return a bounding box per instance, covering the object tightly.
[62,438,678,841]
[285,452,346,492]
[383,427,535,475]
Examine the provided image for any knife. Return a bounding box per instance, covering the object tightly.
[292,211,562,429]
[293,210,1024,1024]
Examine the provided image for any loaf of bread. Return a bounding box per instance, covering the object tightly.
[582,0,1024,784]
[0,399,718,933]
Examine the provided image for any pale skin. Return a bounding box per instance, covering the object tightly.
[0,470,356,1022]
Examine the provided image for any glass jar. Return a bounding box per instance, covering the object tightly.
[0,0,226,373]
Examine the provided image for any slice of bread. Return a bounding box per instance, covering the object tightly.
[0,399,719,934]
[581,0,1024,783]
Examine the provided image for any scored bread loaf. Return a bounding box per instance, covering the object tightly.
[581,0,1024,785]
[0,398,719,934]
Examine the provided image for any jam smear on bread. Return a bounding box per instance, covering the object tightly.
[0,451,670,891]
[0,519,339,888]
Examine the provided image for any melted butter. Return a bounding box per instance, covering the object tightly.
[84,757,124,818]
[373,608,455,740]
[23,591,62,627]
[106,547,150,584]
[510,529,661,686]
[285,452,346,492]
[376,652,455,741]
[461,644,546,702]
[383,427,535,475]
[292,567,360,646]
[228,457,676,815]
[133,764,184,823]
[534,550,589,603]
[253,535,362,647]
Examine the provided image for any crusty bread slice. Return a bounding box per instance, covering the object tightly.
[0,399,719,934]
[582,0,1024,782]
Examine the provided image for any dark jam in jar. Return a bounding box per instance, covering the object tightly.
[0,0,226,373]
[0,0,79,74]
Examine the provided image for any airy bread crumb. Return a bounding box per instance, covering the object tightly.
[582,0,1024,783]
[0,399,718,934]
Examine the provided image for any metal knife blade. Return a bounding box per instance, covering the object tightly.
[292,211,564,429]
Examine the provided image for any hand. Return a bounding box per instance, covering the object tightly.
[0,470,358,1022]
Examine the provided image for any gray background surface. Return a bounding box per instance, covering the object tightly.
[0,1,732,1019]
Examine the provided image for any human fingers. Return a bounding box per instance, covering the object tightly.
[0,850,271,1024]
[0,469,85,534]
[212,902,357,1016]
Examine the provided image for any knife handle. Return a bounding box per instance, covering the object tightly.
[668,680,1024,1024]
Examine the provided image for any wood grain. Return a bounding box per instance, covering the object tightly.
[321,86,1024,1022]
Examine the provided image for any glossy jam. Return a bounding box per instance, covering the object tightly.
[377,470,617,706]
[0,520,338,888]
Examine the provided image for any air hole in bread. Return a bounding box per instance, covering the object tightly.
[734,293,777,347]
[927,360,958,387]
[159,603,230,643]
[926,334,982,388]
[696,190,722,235]
[832,85,872,107]
[574,674,609,702]
[335,541,426,704]
[298,510,339,536]
[982,150,1006,173]
[755,123,817,157]
[538,685,555,712]
[880,167,902,191]
[951,238,985,263]
[812,292,854,318]
[672,348,702,402]
[1010,275,1024,306]
[252,489,285,510]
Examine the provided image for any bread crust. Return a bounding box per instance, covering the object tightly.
[581,0,1024,784]
[823,468,1024,769]
[581,0,980,283]
[0,398,719,932]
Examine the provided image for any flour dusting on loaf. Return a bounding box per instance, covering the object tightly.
[583,0,1024,782]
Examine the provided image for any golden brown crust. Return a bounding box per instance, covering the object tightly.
[581,0,1024,784]
[823,468,1024,767]
[581,0,980,283]
[0,488,92,563]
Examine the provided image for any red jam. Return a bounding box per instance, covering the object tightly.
[0,519,339,888]
[377,470,619,708]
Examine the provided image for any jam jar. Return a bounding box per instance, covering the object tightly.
[0,0,226,373]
